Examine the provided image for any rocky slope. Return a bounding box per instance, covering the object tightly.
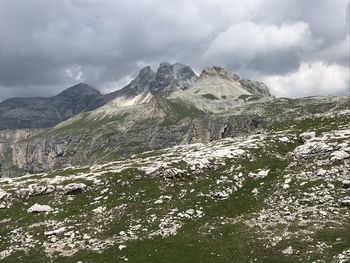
[1,94,349,177]
[169,66,274,113]
[0,111,349,262]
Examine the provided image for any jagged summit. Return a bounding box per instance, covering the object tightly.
[151,62,198,96]
[105,62,197,108]
[126,62,197,96]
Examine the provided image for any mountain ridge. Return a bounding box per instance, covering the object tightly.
[1,63,348,178]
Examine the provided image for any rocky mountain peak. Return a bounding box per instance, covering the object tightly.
[127,66,156,93]
[125,62,197,97]
[56,83,101,97]
[199,67,273,98]
[200,67,239,81]
[150,62,198,97]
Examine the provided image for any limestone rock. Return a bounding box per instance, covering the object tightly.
[27,204,53,213]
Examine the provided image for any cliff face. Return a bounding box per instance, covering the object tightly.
[0,129,43,177]
[6,115,265,175]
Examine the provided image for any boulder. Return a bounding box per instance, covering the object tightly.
[299,132,316,143]
[27,203,53,213]
[341,180,350,189]
[63,183,87,195]
[0,189,10,200]
[340,197,350,206]
[282,246,294,255]
[330,150,350,162]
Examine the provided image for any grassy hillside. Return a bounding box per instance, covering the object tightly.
[1,113,349,262]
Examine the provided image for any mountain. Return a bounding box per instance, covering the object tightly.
[0,63,197,130]
[170,67,274,112]
[1,95,348,177]
[0,62,349,177]
[102,62,198,108]
[0,83,103,130]
[0,111,349,262]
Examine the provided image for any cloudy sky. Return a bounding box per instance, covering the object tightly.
[0,0,349,101]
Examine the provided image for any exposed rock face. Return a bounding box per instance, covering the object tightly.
[150,62,198,96]
[169,66,274,113]
[107,62,198,103]
[0,129,43,177]
[27,203,53,213]
[191,66,274,99]
[6,114,265,175]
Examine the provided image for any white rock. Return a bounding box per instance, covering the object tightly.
[211,191,229,200]
[282,246,294,255]
[316,169,327,177]
[27,203,53,213]
[44,227,66,236]
[252,188,259,195]
[83,234,91,240]
[258,170,269,178]
[340,197,350,206]
[63,183,87,195]
[279,137,290,143]
[284,178,292,184]
[299,132,316,142]
[293,142,332,159]
[282,184,290,190]
[330,150,350,162]
[0,189,10,200]
[92,206,106,214]
[186,209,195,215]
[119,245,127,251]
[319,210,327,216]
[249,169,269,180]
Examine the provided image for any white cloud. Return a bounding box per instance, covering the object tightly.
[203,21,314,64]
[262,62,350,97]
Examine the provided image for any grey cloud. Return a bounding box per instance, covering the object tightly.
[0,0,349,101]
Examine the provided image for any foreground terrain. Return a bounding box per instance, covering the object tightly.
[1,110,349,262]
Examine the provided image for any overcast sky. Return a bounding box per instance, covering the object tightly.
[0,0,349,101]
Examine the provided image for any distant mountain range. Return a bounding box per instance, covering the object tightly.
[0,62,273,130]
[0,63,349,177]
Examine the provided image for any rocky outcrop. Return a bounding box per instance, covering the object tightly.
[108,62,198,101]
[0,129,43,177]
[193,66,274,99]
[4,114,265,175]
